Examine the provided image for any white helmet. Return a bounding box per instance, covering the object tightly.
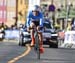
[32,5,40,12]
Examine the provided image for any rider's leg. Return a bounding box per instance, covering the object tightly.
[30,30,35,46]
[38,32,43,46]
[37,26,43,47]
[37,26,44,53]
[38,32,44,53]
[30,22,35,46]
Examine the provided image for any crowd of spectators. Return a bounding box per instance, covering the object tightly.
[0,3,75,31]
[0,23,19,31]
[40,3,75,31]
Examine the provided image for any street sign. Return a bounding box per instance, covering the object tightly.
[48,4,55,12]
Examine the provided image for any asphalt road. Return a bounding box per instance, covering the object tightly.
[0,41,75,63]
[0,41,27,63]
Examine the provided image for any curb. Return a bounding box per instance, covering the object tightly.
[0,39,19,42]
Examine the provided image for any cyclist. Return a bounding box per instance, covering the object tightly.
[26,5,44,53]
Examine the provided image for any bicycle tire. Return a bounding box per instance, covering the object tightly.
[34,31,40,59]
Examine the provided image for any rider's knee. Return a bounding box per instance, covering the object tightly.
[38,34,43,41]
[37,26,40,31]
[30,22,35,28]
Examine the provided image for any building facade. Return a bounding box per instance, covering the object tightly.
[0,0,75,27]
[18,0,28,25]
[0,0,16,27]
[0,0,7,23]
[6,0,16,27]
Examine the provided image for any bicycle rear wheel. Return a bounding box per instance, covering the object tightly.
[34,32,40,59]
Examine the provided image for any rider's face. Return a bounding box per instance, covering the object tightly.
[32,11,39,16]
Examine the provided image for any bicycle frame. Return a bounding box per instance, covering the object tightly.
[34,30,40,60]
[29,26,42,59]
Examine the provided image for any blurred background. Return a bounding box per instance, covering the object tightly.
[0,0,75,30]
[0,0,75,48]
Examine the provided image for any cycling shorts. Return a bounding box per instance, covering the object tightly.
[32,21,39,27]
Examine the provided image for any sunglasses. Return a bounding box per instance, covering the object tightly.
[32,11,39,12]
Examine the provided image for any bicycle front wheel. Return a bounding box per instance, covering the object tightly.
[34,32,40,59]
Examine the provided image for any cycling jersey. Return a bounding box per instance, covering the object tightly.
[26,11,44,28]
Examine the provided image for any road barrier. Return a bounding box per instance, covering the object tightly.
[5,30,19,40]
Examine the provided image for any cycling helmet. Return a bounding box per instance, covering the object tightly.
[32,5,40,12]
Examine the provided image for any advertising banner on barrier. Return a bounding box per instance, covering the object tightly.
[5,30,19,39]
[64,31,75,44]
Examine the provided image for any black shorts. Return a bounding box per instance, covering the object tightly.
[32,21,39,27]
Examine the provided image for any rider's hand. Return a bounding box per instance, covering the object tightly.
[37,26,41,31]
[27,27,30,33]
[27,26,34,33]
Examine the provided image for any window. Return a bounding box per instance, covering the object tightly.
[7,12,16,20]
[0,11,2,18]
[7,0,16,7]
[4,0,7,6]
[0,0,3,6]
[4,11,6,18]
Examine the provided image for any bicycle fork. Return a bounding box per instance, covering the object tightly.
[34,31,40,59]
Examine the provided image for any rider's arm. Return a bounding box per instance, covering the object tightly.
[26,18,30,28]
[39,13,44,27]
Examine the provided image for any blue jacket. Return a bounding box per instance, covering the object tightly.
[26,11,44,27]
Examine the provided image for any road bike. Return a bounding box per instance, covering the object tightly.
[34,29,40,59]
[29,27,42,60]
